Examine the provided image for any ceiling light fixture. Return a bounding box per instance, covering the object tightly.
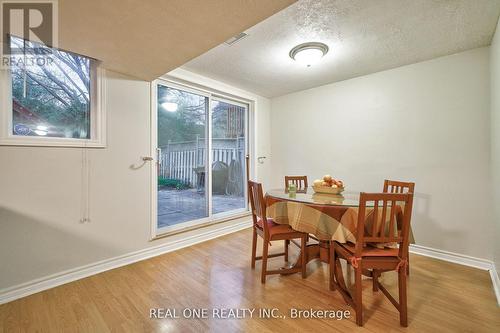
[34,129,47,136]
[161,102,178,112]
[289,42,329,67]
[34,125,48,136]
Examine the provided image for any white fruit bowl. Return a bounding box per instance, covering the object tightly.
[312,185,344,195]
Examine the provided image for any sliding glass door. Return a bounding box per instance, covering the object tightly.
[211,98,247,215]
[156,84,209,229]
[154,82,248,234]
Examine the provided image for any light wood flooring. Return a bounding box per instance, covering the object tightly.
[1,228,499,332]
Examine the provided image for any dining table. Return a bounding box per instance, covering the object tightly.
[265,188,412,272]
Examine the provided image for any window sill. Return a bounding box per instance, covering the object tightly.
[0,137,106,148]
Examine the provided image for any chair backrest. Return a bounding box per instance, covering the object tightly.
[284,176,308,192]
[354,192,414,259]
[383,179,415,194]
[248,180,269,233]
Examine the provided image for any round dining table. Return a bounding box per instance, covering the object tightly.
[265,188,374,268]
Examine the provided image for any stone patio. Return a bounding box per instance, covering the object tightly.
[157,188,245,228]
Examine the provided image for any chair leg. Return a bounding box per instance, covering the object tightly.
[301,236,307,278]
[354,266,363,326]
[372,269,379,292]
[334,258,351,306]
[284,239,290,263]
[398,267,408,327]
[329,242,336,290]
[251,228,257,269]
[406,247,410,275]
[261,238,269,284]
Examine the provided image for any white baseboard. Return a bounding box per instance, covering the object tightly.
[0,219,252,305]
[409,244,493,270]
[410,244,500,305]
[489,265,500,307]
[2,227,498,307]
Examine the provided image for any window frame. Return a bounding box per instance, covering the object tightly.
[0,48,106,148]
[150,77,255,239]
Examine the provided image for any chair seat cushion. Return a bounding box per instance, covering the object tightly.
[256,218,301,238]
[338,242,400,257]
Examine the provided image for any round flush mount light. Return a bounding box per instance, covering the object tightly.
[289,42,329,67]
[34,125,48,136]
[34,130,47,136]
[161,102,178,112]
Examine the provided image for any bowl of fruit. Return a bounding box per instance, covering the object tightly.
[312,175,344,195]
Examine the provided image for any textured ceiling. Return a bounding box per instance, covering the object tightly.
[58,0,295,80]
[183,0,500,98]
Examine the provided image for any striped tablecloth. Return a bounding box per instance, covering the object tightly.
[266,195,413,244]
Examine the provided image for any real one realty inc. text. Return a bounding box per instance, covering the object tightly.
[150,308,351,320]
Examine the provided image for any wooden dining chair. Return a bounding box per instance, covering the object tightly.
[248,180,308,283]
[284,176,308,192]
[329,192,414,327]
[383,179,415,194]
[383,179,415,275]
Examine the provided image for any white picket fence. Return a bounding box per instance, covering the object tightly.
[159,137,245,187]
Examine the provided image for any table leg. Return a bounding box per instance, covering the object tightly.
[281,240,330,274]
[280,240,376,278]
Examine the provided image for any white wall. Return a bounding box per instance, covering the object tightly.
[0,70,271,291]
[271,48,493,260]
[491,20,500,274]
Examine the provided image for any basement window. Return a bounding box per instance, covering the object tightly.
[0,35,106,147]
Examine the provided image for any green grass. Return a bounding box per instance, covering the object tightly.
[158,177,190,190]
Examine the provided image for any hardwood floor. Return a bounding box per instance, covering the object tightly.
[1,228,499,332]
